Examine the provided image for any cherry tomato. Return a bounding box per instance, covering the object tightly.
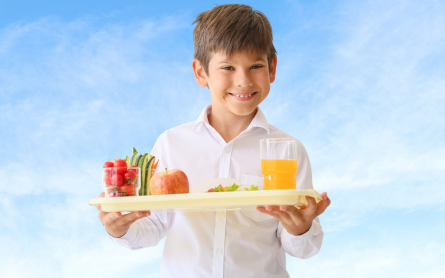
[114,159,127,168]
[114,159,127,175]
[124,171,136,184]
[103,162,114,175]
[128,165,139,174]
[104,174,112,185]
[111,174,124,187]
[121,184,136,196]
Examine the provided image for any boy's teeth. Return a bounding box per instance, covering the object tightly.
[234,93,253,98]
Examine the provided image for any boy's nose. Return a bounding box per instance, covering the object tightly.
[234,70,253,87]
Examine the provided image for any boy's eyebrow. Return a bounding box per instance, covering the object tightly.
[218,57,266,64]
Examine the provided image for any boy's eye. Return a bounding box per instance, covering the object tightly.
[251,65,264,69]
[222,66,234,70]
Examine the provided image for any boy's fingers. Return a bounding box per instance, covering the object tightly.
[256,206,284,222]
[306,196,317,210]
[321,192,328,201]
[265,205,292,221]
[115,211,149,226]
[281,205,299,216]
[316,194,331,216]
[101,211,122,224]
[299,197,317,218]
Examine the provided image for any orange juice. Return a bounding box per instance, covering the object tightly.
[261,159,298,190]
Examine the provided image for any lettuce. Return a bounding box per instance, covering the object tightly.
[244,185,259,191]
[225,183,240,192]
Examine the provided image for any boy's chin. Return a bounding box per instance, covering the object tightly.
[227,104,258,116]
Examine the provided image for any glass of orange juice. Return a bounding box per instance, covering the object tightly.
[261,138,298,190]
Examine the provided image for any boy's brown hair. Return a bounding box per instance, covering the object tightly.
[193,4,277,74]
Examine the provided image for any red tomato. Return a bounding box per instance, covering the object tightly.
[103,162,114,175]
[114,167,127,175]
[114,159,127,168]
[114,159,127,175]
[104,174,112,185]
[128,165,139,174]
[121,184,136,196]
[111,174,124,187]
[124,171,136,183]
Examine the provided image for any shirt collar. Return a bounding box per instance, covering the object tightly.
[248,106,270,133]
[192,105,270,134]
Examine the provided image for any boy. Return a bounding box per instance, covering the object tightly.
[98,4,330,277]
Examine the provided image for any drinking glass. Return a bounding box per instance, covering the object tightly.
[260,138,298,190]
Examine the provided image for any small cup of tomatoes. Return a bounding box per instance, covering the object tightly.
[102,159,140,197]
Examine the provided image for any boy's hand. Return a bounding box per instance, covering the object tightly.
[96,192,151,238]
[256,192,331,236]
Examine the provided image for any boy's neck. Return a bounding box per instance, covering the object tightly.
[208,105,257,143]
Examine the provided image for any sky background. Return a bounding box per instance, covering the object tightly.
[1,0,444,277]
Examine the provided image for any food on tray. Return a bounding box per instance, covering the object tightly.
[206,183,260,192]
[244,185,259,191]
[101,147,167,197]
[205,183,260,192]
[126,147,159,196]
[207,183,240,192]
[150,168,189,195]
[103,158,140,197]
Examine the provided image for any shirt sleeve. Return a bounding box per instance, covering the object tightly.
[107,211,175,250]
[107,132,176,250]
[277,140,324,258]
[277,217,324,259]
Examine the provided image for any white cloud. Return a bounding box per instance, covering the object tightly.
[0,193,165,277]
[0,234,165,277]
[287,239,445,278]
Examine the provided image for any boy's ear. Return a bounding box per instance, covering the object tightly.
[192,59,208,87]
[269,55,277,84]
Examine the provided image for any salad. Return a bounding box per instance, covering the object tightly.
[206,183,259,192]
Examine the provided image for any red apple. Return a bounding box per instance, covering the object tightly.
[150,169,189,195]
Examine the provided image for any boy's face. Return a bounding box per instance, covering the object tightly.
[193,51,277,116]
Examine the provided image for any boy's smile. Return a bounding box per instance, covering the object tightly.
[228,91,256,101]
[193,51,277,117]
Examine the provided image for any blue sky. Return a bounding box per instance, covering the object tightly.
[1,0,444,277]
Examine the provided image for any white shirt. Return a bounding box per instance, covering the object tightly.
[109,105,324,278]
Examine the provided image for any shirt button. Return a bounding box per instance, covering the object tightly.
[224,147,231,153]
[218,213,225,219]
[216,248,223,255]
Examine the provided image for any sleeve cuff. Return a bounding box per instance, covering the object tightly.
[281,220,322,245]
[105,223,137,244]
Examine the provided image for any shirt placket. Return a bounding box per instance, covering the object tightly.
[212,142,233,278]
